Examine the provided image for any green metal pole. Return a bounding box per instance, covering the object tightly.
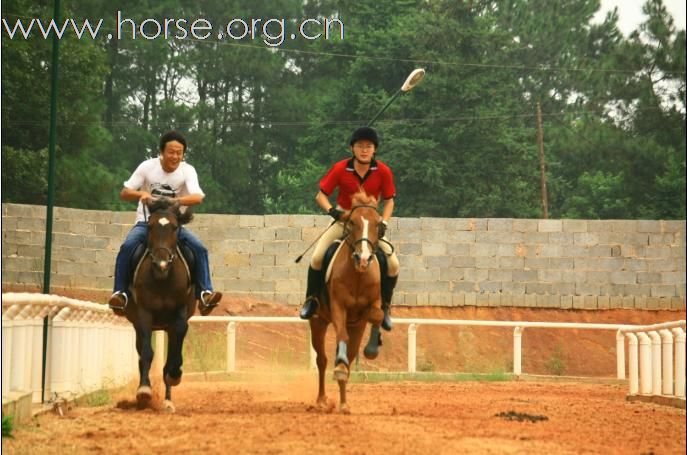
[42,0,61,404]
[43,0,60,294]
[366,89,401,127]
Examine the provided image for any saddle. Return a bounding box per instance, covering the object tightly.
[319,239,389,309]
[130,241,195,283]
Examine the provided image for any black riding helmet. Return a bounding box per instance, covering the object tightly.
[349,126,379,148]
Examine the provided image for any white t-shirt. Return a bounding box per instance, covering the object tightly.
[124,157,204,222]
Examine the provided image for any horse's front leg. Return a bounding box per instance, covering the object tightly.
[162,305,189,413]
[330,297,349,380]
[309,318,328,408]
[133,309,154,408]
[364,296,384,360]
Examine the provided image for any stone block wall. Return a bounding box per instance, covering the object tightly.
[2,203,685,310]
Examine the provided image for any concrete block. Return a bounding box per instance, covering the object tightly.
[597,258,624,272]
[396,230,422,242]
[585,271,611,284]
[562,219,588,232]
[538,219,562,232]
[474,243,498,257]
[637,220,662,233]
[513,270,538,281]
[561,245,590,257]
[670,297,685,310]
[453,281,479,293]
[554,283,576,295]
[560,295,573,309]
[397,217,421,230]
[502,281,526,294]
[500,257,524,268]
[440,268,465,281]
[476,293,490,307]
[524,232,549,244]
[512,219,539,232]
[264,214,289,227]
[524,294,538,308]
[646,297,660,310]
[487,293,501,307]
[416,293,429,305]
[661,272,686,285]
[649,233,675,245]
[288,215,315,227]
[622,296,636,309]
[223,252,250,267]
[651,285,676,298]
[238,215,264,228]
[610,271,636,285]
[610,220,638,233]
[548,258,574,269]
[249,255,275,267]
[597,295,610,309]
[575,283,599,296]
[421,242,446,256]
[624,259,649,271]
[488,269,512,281]
[487,218,512,231]
[609,296,623,309]
[574,233,599,246]
[584,296,598,309]
[645,247,671,259]
[400,243,422,255]
[671,246,686,259]
[538,270,563,282]
[274,228,301,241]
[426,256,452,268]
[447,243,472,256]
[526,282,551,294]
[480,281,503,292]
[452,256,476,268]
[548,232,574,245]
[464,293,477,306]
[421,217,448,231]
[511,294,525,307]
[475,257,499,269]
[446,231,476,243]
[275,279,301,293]
[52,233,85,248]
[647,259,678,272]
[539,245,561,257]
[588,245,612,257]
[250,228,277,241]
[524,258,550,269]
[452,293,465,307]
[263,241,290,255]
[415,267,440,281]
[658,297,672,310]
[429,293,452,306]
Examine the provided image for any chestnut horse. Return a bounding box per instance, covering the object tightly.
[310,191,385,413]
[123,197,195,412]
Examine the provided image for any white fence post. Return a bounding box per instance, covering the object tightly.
[513,327,523,376]
[2,305,21,396]
[226,322,236,373]
[616,330,625,380]
[672,328,686,398]
[648,331,662,396]
[627,333,639,395]
[408,324,417,373]
[637,332,652,395]
[659,329,674,396]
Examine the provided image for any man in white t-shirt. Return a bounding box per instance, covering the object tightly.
[108,131,222,315]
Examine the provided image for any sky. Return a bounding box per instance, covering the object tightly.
[597,0,686,35]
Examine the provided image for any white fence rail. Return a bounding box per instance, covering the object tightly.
[189,315,686,401]
[3,293,684,408]
[2,293,137,404]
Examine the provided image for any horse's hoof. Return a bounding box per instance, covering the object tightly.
[333,364,349,382]
[136,386,152,408]
[363,345,379,360]
[163,400,176,413]
[164,373,181,387]
[339,404,351,415]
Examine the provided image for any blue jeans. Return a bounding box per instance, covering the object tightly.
[113,221,215,299]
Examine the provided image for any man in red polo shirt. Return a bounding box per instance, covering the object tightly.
[299,126,399,331]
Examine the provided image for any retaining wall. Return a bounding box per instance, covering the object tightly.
[2,203,685,310]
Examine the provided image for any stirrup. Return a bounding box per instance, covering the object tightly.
[199,290,222,315]
[300,296,319,320]
[108,292,128,314]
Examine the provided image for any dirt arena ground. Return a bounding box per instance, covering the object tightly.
[3,377,685,454]
[2,288,686,453]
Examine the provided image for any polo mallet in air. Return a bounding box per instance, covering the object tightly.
[294,68,427,264]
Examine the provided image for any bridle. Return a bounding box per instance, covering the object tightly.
[147,209,180,271]
[343,204,380,260]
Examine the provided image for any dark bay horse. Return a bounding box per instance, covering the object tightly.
[123,197,195,412]
[310,191,385,413]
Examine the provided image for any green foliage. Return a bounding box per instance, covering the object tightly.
[1,0,684,219]
[544,344,567,376]
[2,415,13,438]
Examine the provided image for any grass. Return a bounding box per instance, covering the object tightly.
[77,388,112,407]
[2,415,13,438]
[545,344,567,376]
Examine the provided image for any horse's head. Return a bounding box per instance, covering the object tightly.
[342,192,381,273]
[145,197,192,280]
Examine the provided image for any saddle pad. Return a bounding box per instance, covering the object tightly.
[132,246,191,285]
[324,240,345,284]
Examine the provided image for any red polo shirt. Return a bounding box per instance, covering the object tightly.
[319,158,396,210]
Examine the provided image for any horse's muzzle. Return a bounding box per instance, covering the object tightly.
[352,252,374,271]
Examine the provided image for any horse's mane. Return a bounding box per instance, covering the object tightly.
[351,190,378,208]
[148,197,194,225]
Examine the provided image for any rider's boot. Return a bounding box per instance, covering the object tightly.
[381,275,398,331]
[300,266,323,320]
[108,291,128,316]
[199,290,222,316]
